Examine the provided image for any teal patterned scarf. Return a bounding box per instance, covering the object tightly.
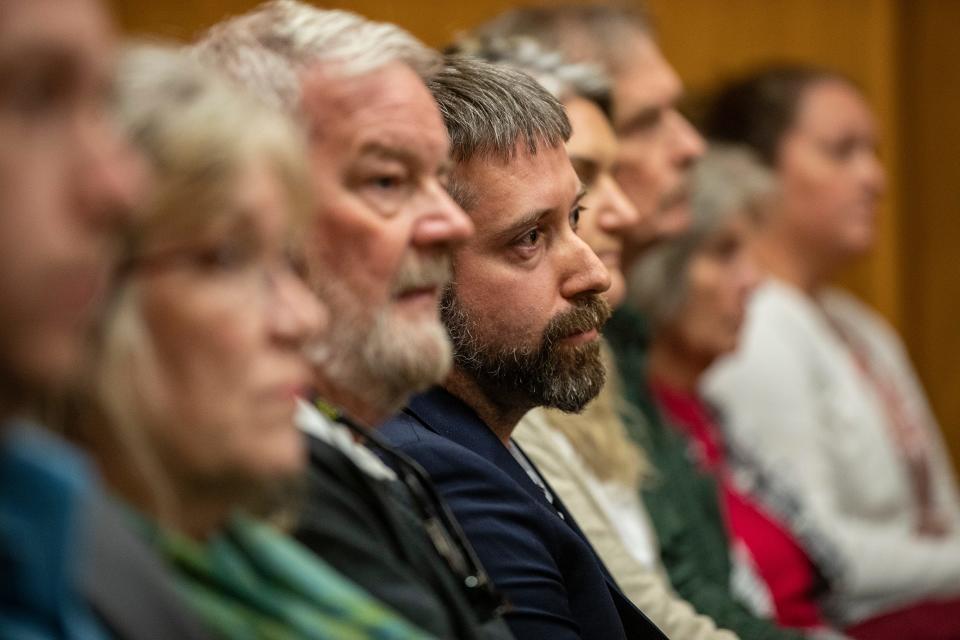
[139,511,434,640]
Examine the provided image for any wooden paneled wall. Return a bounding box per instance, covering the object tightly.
[648,0,903,328]
[898,1,960,472]
[109,0,960,470]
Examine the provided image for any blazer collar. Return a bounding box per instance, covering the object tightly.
[406,387,626,586]
[406,387,550,505]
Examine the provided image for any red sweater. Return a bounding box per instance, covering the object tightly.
[651,379,826,629]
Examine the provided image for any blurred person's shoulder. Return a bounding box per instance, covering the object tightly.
[0,421,108,638]
[0,422,210,640]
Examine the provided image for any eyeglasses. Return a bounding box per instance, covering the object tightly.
[117,230,304,306]
[312,397,507,617]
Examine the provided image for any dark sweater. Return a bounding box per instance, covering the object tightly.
[295,420,512,640]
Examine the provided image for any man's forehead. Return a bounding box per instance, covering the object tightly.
[566,100,618,165]
[0,0,111,62]
[795,80,877,136]
[302,61,449,158]
[464,145,580,230]
[345,114,451,166]
[613,39,682,111]
[350,134,452,170]
[303,60,428,115]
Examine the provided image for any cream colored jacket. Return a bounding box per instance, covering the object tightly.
[704,279,960,625]
[514,408,739,640]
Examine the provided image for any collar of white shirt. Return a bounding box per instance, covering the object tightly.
[295,399,397,482]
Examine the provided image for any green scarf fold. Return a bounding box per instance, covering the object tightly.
[139,511,434,640]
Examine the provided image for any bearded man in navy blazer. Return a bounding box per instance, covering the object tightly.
[380,55,667,640]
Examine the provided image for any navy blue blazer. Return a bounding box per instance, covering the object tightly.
[380,387,668,640]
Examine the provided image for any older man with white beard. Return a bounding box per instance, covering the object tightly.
[196,3,512,638]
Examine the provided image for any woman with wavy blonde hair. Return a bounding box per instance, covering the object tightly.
[74,45,433,639]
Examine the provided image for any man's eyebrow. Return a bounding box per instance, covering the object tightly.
[355,141,418,164]
[0,43,77,89]
[494,208,551,243]
[569,156,601,185]
[616,105,661,136]
[0,40,71,65]
[356,141,454,177]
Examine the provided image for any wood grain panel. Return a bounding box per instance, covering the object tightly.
[108,0,903,326]
[899,0,960,472]
[108,0,958,469]
[109,0,518,44]
[646,0,903,329]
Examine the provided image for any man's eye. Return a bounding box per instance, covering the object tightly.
[570,205,584,230]
[5,73,67,115]
[518,228,542,248]
[711,238,740,261]
[622,109,663,137]
[365,171,411,192]
[285,250,309,279]
[643,110,664,130]
[191,242,253,271]
[820,136,870,163]
[352,168,416,216]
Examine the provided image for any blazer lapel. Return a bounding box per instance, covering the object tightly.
[407,387,667,639]
[509,441,621,581]
[408,389,622,569]
[406,388,549,507]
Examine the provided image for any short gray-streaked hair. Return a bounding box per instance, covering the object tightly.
[466,3,653,75]
[449,35,611,116]
[193,0,440,113]
[429,55,571,210]
[630,145,775,328]
[430,55,572,162]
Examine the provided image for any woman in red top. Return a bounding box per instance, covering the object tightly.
[633,146,831,632]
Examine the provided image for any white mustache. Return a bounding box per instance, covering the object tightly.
[391,254,452,296]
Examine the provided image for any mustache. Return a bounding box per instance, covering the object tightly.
[391,253,452,297]
[542,294,612,347]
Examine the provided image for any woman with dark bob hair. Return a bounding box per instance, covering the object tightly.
[702,65,960,639]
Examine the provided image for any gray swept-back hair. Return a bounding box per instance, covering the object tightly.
[428,55,571,210]
[192,0,440,113]
[630,145,775,329]
[467,3,653,75]
[450,34,612,116]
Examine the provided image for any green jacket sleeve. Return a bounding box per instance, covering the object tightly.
[607,304,807,640]
[645,452,806,640]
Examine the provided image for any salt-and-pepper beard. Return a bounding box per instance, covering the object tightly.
[441,287,611,413]
[307,253,454,419]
